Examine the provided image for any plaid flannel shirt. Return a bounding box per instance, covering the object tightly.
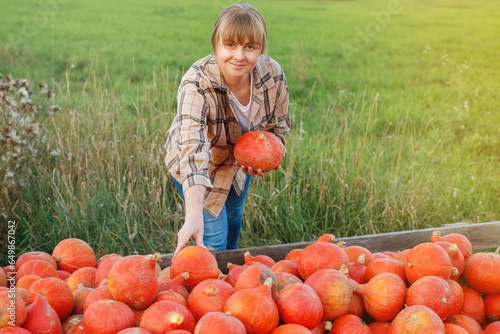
[164,53,290,217]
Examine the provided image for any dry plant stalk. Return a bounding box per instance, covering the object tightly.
[0,73,60,218]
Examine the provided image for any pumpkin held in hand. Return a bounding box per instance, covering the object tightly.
[234,131,284,172]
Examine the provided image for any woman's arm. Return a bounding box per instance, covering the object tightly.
[174,184,206,253]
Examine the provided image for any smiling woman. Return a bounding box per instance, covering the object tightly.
[163,3,291,253]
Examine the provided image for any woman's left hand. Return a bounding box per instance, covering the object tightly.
[234,161,281,176]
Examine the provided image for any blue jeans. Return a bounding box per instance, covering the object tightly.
[172,175,252,251]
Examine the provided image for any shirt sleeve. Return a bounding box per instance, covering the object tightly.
[174,82,213,193]
[269,68,291,152]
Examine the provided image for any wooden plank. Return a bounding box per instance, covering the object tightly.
[158,221,500,272]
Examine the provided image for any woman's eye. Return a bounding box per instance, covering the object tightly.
[246,45,255,50]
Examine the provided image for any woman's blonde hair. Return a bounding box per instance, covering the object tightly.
[212,3,267,54]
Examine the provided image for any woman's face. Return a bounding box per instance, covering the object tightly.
[215,36,261,83]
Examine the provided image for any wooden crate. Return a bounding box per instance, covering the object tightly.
[158,221,500,273]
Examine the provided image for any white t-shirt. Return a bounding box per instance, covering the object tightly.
[229,74,253,134]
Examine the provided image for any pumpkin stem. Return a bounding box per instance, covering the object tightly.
[217,272,224,280]
[325,321,333,331]
[432,230,441,237]
[337,241,346,248]
[452,267,459,276]
[263,277,274,289]
[180,272,190,280]
[148,253,162,262]
[227,262,233,269]
[244,251,251,258]
[449,244,459,252]
[317,234,336,243]
[496,247,500,254]
[169,313,184,325]
[441,296,447,304]
[357,253,366,265]
[204,285,218,297]
[226,311,232,316]
[340,264,349,275]
[69,317,83,325]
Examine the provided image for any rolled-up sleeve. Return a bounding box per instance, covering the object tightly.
[172,84,214,193]
[270,68,291,151]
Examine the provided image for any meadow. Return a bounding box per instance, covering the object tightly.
[0,0,499,260]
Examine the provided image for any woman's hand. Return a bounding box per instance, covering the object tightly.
[175,184,206,254]
[175,213,205,254]
[235,161,281,176]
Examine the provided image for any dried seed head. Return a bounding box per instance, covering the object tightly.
[6,74,13,81]
[17,87,29,98]
[47,90,55,99]
[48,105,60,115]
[18,79,29,88]
[39,80,47,89]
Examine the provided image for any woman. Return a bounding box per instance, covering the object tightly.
[164,3,290,253]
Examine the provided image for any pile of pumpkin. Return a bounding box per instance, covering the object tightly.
[1,231,499,334]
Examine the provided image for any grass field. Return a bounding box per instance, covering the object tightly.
[1,0,499,260]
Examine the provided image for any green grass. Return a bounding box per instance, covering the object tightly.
[1,0,499,261]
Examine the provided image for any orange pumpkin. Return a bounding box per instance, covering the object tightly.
[158,272,190,299]
[444,314,482,334]
[234,130,284,172]
[17,259,59,280]
[194,311,246,334]
[154,289,187,307]
[22,294,61,334]
[271,260,300,278]
[285,249,303,263]
[367,322,391,334]
[82,299,134,334]
[330,314,370,334]
[405,242,453,284]
[304,269,352,321]
[431,230,472,259]
[244,251,276,268]
[170,246,222,291]
[274,272,303,295]
[484,293,500,322]
[95,256,122,287]
[188,278,234,322]
[140,300,196,334]
[389,305,444,333]
[0,290,27,327]
[463,251,500,294]
[443,324,469,334]
[224,277,279,334]
[344,246,375,266]
[15,274,42,290]
[52,238,96,273]
[61,315,83,333]
[277,282,323,329]
[67,267,97,292]
[270,323,313,334]
[364,257,406,283]
[108,254,160,310]
[117,329,153,334]
[484,322,500,334]
[82,284,113,313]
[26,277,74,320]
[447,279,465,316]
[72,284,93,315]
[234,262,277,296]
[297,234,349,280]
[16,251,57,271]
[354,273,405,321]
[459,286,485,323]
[405,276,455,319]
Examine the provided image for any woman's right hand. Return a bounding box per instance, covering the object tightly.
[175,184,206,254]
[175,213,205,254]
